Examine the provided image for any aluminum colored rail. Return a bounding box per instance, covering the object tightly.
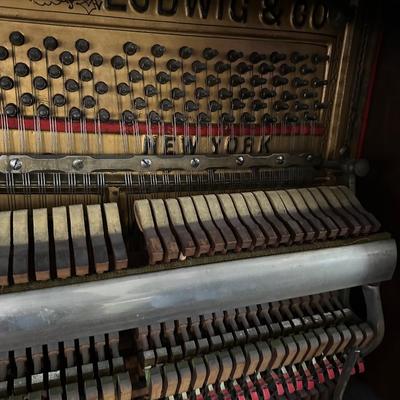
[0,239,396,352]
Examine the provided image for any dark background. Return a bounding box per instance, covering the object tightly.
[356,1,400,398]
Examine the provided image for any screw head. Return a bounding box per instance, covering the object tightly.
[306,154,313,162]
[191,158,200,168]
[236,156,245,166]
[72,159,84,170]
[275,155,285,165]
[141,158,152,168]
[9,158,22,171]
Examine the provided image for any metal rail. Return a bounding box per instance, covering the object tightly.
[0,239,396,352]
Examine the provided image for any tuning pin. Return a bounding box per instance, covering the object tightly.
[89,53,103,67]
[250,76,266,87]
[292,77,308,88]
[48,64,63,79]
[214,61,230,74]
[262,113,277,123]
[301,89,317,99]
[311,54,329,64]
[219,88,233,100]
[281,91,297,101]
[43,36,58,51]
[185,100,199,112]
[123,41,138,56]
[82,95,96,109]
[304,112,318,121]
[270,51,286,63]
[160,99,173,111]
[294,101,309,111]
[0,76,14,90]
[151,44,166,58]
[284,113,299,123]
[198,112,211,124]
[75,39,89,53]
[232,98,245,110]
[221,113,235,123]
[182,72,196,85]
[203,48,218,60]
[65,79,79,92]
[258,62,275,75]
[37,104,50,119]
[69,107,82,120]
[117,83,130,96]
[192,60,207,73]
[241,112,256,123]
[0,46,8,61]
[139,57,153,70]
[300,64,316,75]
[129,69,143,83]
[79,69,93,82]
[98,108,110,122]
[167,59,182,72]
[171,88,185,100]
[271,76,288,87]
[174,112,187,124]
[230,74,245,87]
[111,55,125,70]
[312,78,328,88]
[122,110,136,124]
[27,47,43,62]
[149,111,162,123]
[59,51,74,66]
[236,62,252,74]
[134,97,147,110]
[9,31,24,46]
[209,101,222,112]
[249,52,267,64]
[252,100,267,111]
[260,88,276,99]
[179,46,193,59]
[195,87,209,99]
[290,52,309,64]
[14,62,30,77]
[227,50,243,63]
[239,88,255,99]
[279,64,296,76]
[314,101,329,110]
[21,93,35,107]
[52,93,66,107]
[4,103,19,117]
[33,76,48,91]
[144,84,158,97]
[156,71,171,84]
[273,101,289,111]
[206,74,221,87]
[95,81,108,95]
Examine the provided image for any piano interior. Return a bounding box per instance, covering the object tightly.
[0,1,398,399]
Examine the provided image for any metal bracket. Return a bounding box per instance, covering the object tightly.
[0,153,321,174]
[333,348,361,400]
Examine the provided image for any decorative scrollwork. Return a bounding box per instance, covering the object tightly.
[31,0,103,15]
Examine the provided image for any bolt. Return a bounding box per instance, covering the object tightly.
[306,154,313,162]
[236,156,244,166]
[9,158,22,171]
[275,155,285,165]
[72,159,84,170]
[191,158,200,168]
[141,158,152,168]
